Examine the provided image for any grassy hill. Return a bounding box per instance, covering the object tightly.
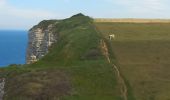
[95,22,170,100]
[0,14,125,100]
[1,14,170,100]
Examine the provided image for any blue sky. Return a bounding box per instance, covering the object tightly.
[0,0,170,30]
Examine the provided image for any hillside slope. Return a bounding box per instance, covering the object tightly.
[0,14,129,100]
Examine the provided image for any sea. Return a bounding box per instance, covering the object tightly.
[0,30,28,67]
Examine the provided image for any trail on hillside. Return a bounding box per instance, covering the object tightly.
[100,40,128,100]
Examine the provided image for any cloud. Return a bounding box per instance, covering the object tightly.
[118,0,166,11]
[105,0,170,18]
[0,0,60,29]
[0,0,5,6]
[106,0,167,10]
[0,0,58,19]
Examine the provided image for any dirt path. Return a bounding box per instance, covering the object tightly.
[100,40,128,100]
[112,63,128,100]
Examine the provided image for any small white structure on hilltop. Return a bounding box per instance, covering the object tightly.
[109,34,115,40]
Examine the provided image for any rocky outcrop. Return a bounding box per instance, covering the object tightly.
[26,21,58,64]
[0,78,5,100]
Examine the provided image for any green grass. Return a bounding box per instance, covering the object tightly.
[3,14,170,100]
[4,15,170,100]
[0,14,122,100]
[95,22,170,41]
[95,22,170,100]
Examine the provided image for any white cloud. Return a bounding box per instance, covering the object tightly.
[0,0,5,6]
[0,0,59,29]
[105,0,170,18]
[107,0,167,10]
[119,0,166,11]
[0,0,58,19]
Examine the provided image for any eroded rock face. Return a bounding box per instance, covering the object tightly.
[26,23,57,64]
[0,78,5,100]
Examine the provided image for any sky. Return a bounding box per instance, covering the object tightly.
[0,0,170,30]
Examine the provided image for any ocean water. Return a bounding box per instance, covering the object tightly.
[0,30,28,67]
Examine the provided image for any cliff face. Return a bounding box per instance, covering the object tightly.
[26,21,57,64]
[0,78,5,100]
[2,14,126,100]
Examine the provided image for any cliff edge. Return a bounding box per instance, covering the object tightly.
[26,20,58,64]
[0,14,123,100]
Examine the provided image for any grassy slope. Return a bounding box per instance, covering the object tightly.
[0,14,122,100]
[95,22,170,41]
[95,22,170,100]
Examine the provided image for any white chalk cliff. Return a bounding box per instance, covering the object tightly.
[26,21,58,64]
[0,78,5,100]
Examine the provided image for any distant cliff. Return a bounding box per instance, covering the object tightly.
[26,20,58,64]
